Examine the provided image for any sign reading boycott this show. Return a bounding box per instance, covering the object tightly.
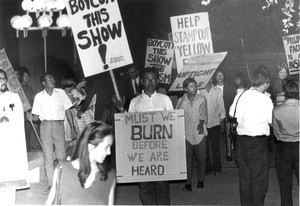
[145,38,174,84]
[282,33,300,75]
[170,12,213,73]
[64,0,133,77]
[169,52,227,92]
[115,110,186,183]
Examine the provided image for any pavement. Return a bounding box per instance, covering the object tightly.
[15,158,299,205]
[15,137,299,205]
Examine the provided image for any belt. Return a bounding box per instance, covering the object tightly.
[42,120,63,122]
[239,135,267,138]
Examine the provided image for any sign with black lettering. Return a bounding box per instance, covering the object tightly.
[145,38,174,84]
[65,0,133,77]
[0,49,31,111]
[169,52,227,92]
[115,110,186,183]
[170,12,213,73]
[282,34,300,75]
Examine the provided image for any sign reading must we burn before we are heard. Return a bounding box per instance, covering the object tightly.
[114,110,186,183]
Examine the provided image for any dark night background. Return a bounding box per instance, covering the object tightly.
[0,0,299,92]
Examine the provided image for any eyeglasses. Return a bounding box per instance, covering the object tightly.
[0,77,6,81]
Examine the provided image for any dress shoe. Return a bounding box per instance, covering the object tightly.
[182,184,192,192]
[226,155,233,161]
[197,181,204,188]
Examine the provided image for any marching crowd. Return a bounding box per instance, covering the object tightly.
[0,61,298,205]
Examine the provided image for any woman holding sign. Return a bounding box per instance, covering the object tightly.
[46,121,116,205]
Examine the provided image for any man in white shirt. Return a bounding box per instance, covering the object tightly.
[128,67,173,205]
[198,78,226,176]
[0,69,29,196]
[27,73,73,194]
[229,66,273,206]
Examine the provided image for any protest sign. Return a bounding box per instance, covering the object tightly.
[145,38,174,84]
[0,51,30,191]
[0,49,31,111]
[282,34,300,75]
[115,110,186,183]
[169,52,228,92]
[65,0,133,77]
[170,12,213,73]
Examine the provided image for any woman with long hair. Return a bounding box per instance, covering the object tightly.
[46,121,116,205]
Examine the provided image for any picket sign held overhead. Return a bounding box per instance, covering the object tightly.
[169,52,228,92]
[64,0,133,77]
[282,34,300,75]
[144,38,174,84]
[114,110,186,183]
[170,12,213,73]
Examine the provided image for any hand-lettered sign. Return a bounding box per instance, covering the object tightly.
[114,110,186,183]
[170,12,213,73]
[145,38,174,84]
[64,0,133,77]
[169,52,228,92]
[282,34,300,75]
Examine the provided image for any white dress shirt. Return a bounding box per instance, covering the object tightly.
[32,88,72,121]
[229,88,273,136]
[128,91,174,112]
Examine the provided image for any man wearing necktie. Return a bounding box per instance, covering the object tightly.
[124,65,142,110]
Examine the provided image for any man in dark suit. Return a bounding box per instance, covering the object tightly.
[123,65,143,110]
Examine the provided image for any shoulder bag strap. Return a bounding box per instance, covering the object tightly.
[233,90,247,118]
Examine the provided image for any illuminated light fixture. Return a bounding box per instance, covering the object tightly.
[56,14,70,28]
[21,0,34,11]
[37,14,52,28]
[10,0,72,72]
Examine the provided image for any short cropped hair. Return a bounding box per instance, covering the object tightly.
[141,67,159,79]
[284,79,299,100]
[251,66,271,87]
[183,77,197,90]
[40,73,54,85]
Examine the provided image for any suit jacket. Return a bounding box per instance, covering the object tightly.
[123,76,143,110]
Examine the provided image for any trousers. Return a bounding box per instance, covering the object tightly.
[236,135,269,206]
[40,120,66,187]
[186,139,206,184]
[206,125,222,173]
[276,141,299,206]
[139,181,170,205]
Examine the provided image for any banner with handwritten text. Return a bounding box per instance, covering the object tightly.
[65,0,133,77]
[282,34,300,75]
[169,52,227,92]
[145,38,174,84]
[170,12,213,73]
[115,110,186,183]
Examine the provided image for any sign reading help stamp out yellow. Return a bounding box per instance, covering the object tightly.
[114,110,186,183]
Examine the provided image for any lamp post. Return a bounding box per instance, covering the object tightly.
[10,0,71,73]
